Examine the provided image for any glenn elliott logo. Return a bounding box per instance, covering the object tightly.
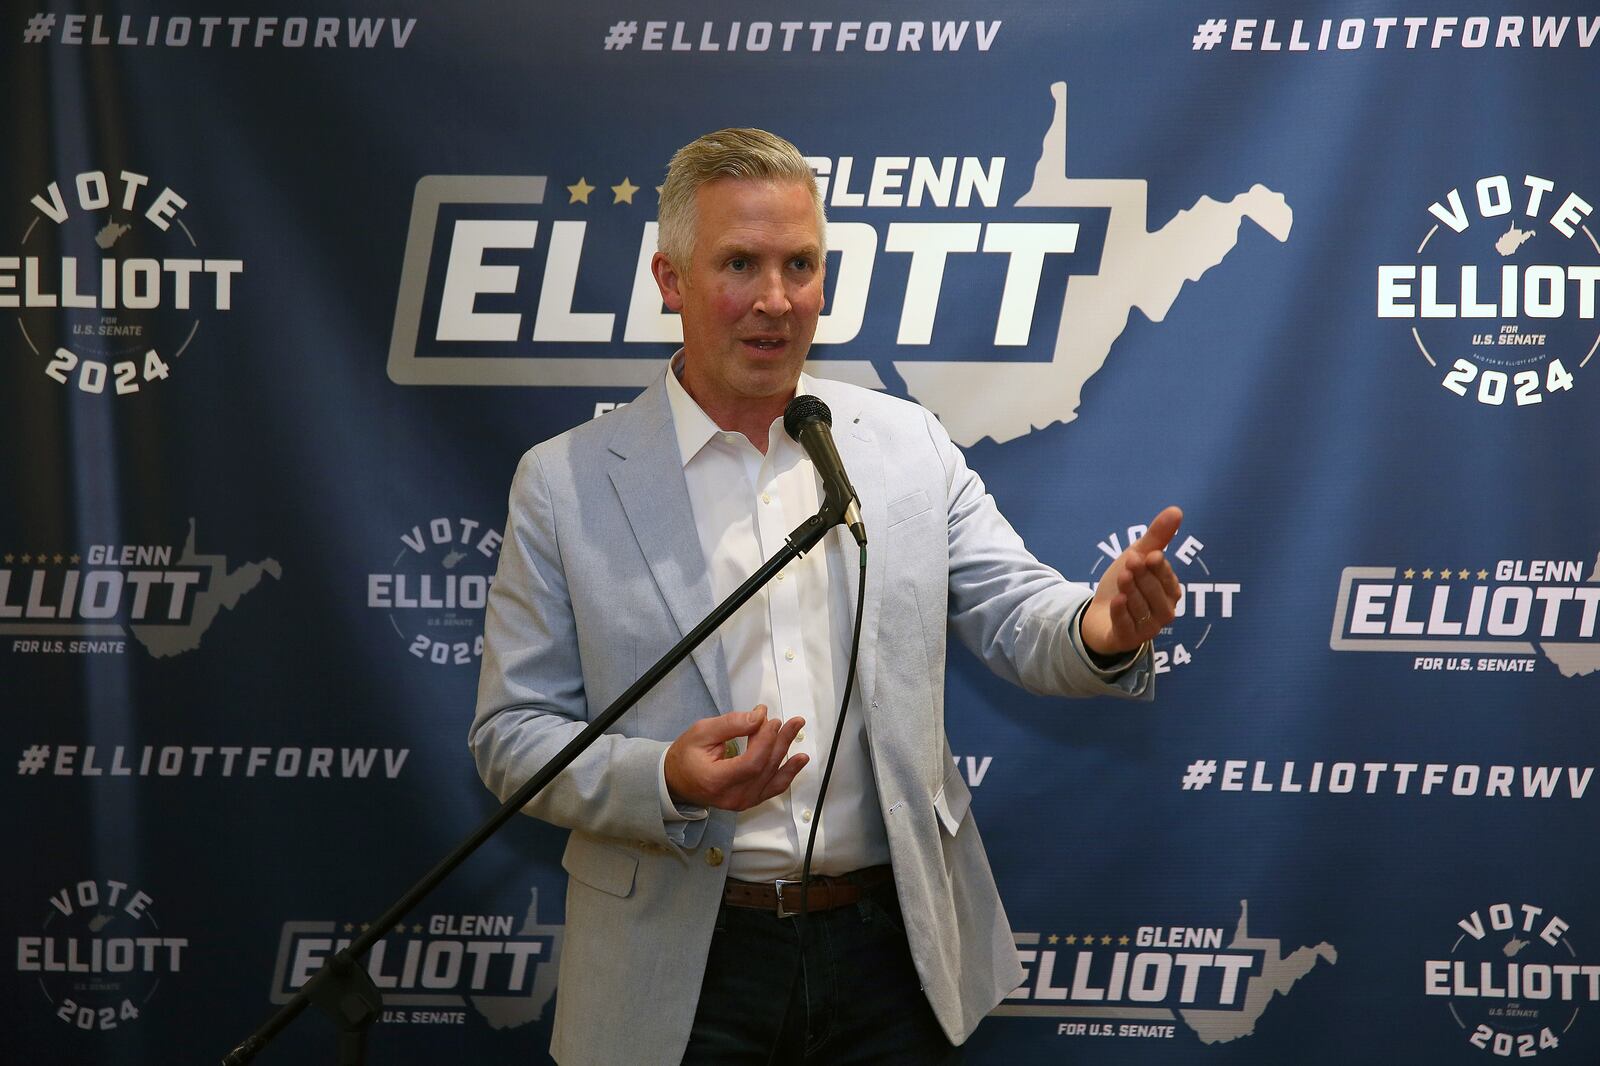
[1378,172,1599,408]
[387,80,1292,449]
[1,518,280,658]
[270,887,562,1028]
[995,899,1335,1045]
[6,168,242,396]
[1330,552,1600,677]
[1087,521,1236,675]
[1427,901,1594,1058]
[15,877,187,1031]
[367,516,501,666]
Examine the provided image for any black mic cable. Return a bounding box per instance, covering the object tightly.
[770,541,866,1064]
[763,394,872,1062]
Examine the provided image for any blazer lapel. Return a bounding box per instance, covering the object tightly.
[606,380,733,714]
[822,386,886,715]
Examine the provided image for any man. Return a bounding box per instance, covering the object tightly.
[471,127,1182,1065]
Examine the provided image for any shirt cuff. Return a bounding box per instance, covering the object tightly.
[1070,600,1145,679]
[658,748,708,845]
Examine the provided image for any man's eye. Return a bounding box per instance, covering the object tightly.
[790,258,814,272]
[728,258,749,272]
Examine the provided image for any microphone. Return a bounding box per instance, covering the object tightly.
[783,396,867,547]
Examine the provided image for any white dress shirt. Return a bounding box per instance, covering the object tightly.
[655,355,1138,881]
[660,355,887,880]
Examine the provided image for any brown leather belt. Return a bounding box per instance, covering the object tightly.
[722,865,894,918]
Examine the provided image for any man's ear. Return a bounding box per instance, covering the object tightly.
[651,251,685,312]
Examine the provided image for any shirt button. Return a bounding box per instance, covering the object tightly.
[761,493,772,504]
[801,808,813,822]
[776,572,785,582]
[706,846,724,867]
[796,730,805,742]
[785,649,796,661]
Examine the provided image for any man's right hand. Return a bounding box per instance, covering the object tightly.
[665,706,808,811]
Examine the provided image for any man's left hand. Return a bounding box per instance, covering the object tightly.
[1080,506,1184,658]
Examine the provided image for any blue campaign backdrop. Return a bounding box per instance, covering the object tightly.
[4,1,1600,1062]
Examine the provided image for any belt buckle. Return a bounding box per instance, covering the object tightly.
[773,878,801,919]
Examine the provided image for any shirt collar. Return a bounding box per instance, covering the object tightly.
[663,350,812,469]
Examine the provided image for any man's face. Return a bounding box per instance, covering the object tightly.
[652,177,825,415]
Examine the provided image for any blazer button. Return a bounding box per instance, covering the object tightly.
[705,846,724,867]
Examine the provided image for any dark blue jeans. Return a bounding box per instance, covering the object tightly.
[682,879,964,1065]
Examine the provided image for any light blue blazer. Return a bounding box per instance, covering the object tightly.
[470,373,1152,1065]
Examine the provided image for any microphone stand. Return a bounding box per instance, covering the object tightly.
[223,503,848,1065]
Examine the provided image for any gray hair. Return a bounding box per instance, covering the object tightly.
[656,127,827,268]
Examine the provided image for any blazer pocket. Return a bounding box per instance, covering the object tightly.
[561,834,639,898]
[886,490,932,528]
[932,760,973,836]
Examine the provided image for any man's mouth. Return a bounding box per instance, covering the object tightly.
[744,337,786,351]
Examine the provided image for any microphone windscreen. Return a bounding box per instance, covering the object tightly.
[783,395,833,440]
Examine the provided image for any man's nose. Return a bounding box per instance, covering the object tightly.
[751,267,791,316]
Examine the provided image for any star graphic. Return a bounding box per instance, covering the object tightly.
[1403,568,1416,579]
[1063,934,1078,945]
[1477,569,1489,580]
[413,923,424,934]
[1047,934,1060,944]
[1118,934,1131,945]
[1100,934,1113,945]
[1421,568,1434,579]
[566,177,595,204]
[1438,564,1452,578]
[344,922,354,932]
[2,554,12,564]
[21,553,31,564]
[53,553,63,564]
[1458,569,1469,580]
[612,177,639,204]
[70,554,80,564]
[1082,933,1095,944]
